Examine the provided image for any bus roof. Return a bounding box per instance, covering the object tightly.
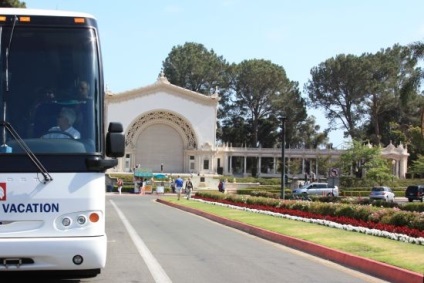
[0,8,95,20]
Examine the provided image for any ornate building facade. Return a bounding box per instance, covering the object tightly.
[106,74,409,178]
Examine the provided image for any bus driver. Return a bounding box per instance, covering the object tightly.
[42,107,81,139]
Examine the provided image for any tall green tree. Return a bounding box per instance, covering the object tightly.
[293,116,329,149]
[162,42,233,141]
[274,80,312,148]
[337,140,390,184]
[0,0,26,7]
[364,44,419,145]
[408,40,424,138]
[231,59,306,148]
[219,115,249,147]
[162,42,231,97]
[305,54,370,141]
[409,154,424,177]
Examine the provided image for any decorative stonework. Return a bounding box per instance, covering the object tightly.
[381,141,408,157]
[126,110,197,150]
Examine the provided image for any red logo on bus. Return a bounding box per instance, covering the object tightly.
[0,182,6,201]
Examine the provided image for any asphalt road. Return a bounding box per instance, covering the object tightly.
[13,193,389,282]
[87,193,387,283]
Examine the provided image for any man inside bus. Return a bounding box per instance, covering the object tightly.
[77,80,91,100]
[42,107,81,139]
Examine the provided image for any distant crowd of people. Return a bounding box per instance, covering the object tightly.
[108,175,227,199]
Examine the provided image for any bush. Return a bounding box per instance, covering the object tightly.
[402,202,424,212]
[335,205,357,219]
[249,190,280,199]
[369,199,399,208]
[389,211,416,227]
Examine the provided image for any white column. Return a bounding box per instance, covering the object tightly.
[210,154,214,173]
[400,156,408,178]
[258,156,262,175]
[244,156,247,174]
[273,157,277,174]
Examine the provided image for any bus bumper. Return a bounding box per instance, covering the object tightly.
[0,235,107,271]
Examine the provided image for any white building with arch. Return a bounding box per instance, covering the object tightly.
[106,74,409,179]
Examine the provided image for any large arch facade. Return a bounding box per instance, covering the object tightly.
[125,110,198,173]
[106,74,220,175]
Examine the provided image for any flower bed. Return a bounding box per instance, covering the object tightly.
[192,193,424,245]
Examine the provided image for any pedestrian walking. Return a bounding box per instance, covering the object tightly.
[139,178,146,195]
[185,178,193,200]
[174,175,184,200]
[218,180,225,193]
[170,178,176,193]
[117,178,123,195]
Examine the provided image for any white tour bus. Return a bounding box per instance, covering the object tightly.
[0,8,124,278]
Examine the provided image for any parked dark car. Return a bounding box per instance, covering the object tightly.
[405,185,424,202]
[369,186,395,202]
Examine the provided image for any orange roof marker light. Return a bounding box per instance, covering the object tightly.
[19,16,30,22]
[0,16,6,22]
[74,17,85,24]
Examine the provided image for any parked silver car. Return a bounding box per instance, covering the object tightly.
[369,186,395,202]
[292,182,339,197]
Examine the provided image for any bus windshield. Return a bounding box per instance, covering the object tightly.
[0,25,100,154]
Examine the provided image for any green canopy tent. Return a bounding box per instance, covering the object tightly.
[153,173,167,179]
[134,168,153,178]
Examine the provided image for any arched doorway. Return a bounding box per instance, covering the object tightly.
[125,110,198,173]
[136,123,184,173]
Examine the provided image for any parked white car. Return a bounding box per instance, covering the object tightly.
[369,186,395,202]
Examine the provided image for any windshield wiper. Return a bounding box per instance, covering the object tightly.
[0,121,53,184]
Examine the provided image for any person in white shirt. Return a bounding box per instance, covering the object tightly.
[42,107,81,139]
[185,178,193,199]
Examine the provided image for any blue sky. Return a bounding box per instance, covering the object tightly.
[23,0,424,147]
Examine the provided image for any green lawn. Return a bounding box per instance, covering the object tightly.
[161,196,424,274]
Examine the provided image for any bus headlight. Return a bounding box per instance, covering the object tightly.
[62,217,72,227]
[77,215,87,225]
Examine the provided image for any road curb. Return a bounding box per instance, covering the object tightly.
[157,199,423,283]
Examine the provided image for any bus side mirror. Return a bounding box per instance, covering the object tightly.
[106,122,125,158]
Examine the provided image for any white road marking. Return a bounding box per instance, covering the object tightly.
[110,199,172,283]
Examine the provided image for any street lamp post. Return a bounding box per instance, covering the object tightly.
[280,113,287,199]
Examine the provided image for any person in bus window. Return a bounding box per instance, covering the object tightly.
[77,80,91,99]
[42,107,81,139]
